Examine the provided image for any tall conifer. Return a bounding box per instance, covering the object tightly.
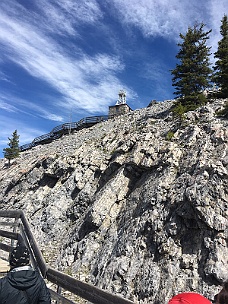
[171,23,212,111]
[3,130,20,167]
[213,15,228,98]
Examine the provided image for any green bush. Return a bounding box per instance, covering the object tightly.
[166,131,175,140]
[172,93,207,119]
[171,102,187,119]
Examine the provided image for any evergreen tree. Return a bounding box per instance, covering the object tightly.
[213,15,228,98]
[171,23,212,112]
[3,130,20,167]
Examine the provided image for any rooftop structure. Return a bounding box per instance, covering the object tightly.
[109,90,132,117]
[115,90,126,105]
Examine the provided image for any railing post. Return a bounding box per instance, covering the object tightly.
[11,217,19,248]
[20,226,38,271]
[56,285,62,304]
[19,212,48,277]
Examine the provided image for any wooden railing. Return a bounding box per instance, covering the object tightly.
[0,210,134,304]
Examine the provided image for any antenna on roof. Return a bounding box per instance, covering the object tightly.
[115,90,126,105]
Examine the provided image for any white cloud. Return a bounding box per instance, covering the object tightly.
[0,0,103,37]
[207,0,228,54]
[108,0,227,66]
[0,71,12,83]
[109,0,209,39]
[33,0,103,37]
[0,2,128,115]
[109,0,228,49]
[209,0,227,28]
[0,115,46,147]
[42,113,64,122]
[0,92,64,122]
[1,0,226,127]
[0,99,17,112]
[50,0,103,24]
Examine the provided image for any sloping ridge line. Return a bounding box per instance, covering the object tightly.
[20,115,110,151]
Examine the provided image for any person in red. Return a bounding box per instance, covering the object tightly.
[168,292,212,304]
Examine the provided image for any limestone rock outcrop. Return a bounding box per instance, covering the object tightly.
[0,99,227,303]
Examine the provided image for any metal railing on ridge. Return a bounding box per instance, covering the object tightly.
[20,115,111,152]
[0,209,134,304]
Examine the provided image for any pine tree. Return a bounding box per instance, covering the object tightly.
[3,130,20,167]
[213,15,228,98]
[171,23,212,113]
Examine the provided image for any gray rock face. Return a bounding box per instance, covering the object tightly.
[0,99,227,303]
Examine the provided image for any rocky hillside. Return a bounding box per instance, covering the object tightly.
[0,99,227,303]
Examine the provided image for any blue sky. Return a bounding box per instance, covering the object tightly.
[0,0,227,158]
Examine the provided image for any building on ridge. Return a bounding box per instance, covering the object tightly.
[109,90,132,117]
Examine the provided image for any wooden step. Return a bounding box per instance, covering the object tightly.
[0,258,10,273]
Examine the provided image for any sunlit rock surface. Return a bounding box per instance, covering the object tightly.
[0,99,227,303]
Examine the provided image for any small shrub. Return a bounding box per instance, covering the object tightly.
[195,93,207,106]
[171,102,187,120]
[166,131,175,140]
[172,93,207,119]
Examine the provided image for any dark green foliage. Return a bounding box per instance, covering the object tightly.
[166,131,175,140]
[171,23,212,112]
[3,130,20,167]
[171,101,187,120]
[213,15,228,98]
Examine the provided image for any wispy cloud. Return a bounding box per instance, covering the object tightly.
[0,115,46,147]
[0,92,64,122]
[108,0,227,67]
[109,0,227,50]
[0,100,18,112]
[140,60,172,99]
[0,0,129,115]
[36,0,103,36]
[207,0,228,55]
[1,0,103,37]
[0,71,13,84]
[109,0,209,39]
[1,0,227,158]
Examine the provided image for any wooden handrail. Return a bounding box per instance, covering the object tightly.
[0,210,134,304]
[0,242,13,253]
[0,229,19,240]
[47,268,133,304]
[20,212,48,277]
